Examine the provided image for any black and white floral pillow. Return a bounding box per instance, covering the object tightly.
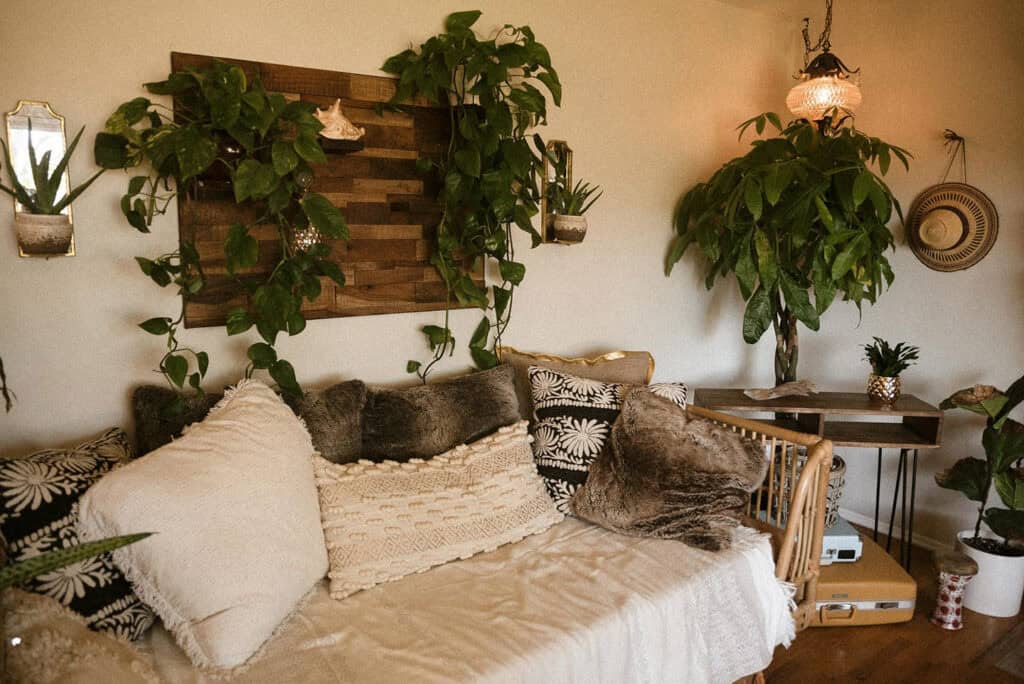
[0,428,155,640]
[527,366,687,514]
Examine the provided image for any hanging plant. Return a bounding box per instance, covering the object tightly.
[665,112,910,385]
[380,9,560,380]
[94,60,348,401]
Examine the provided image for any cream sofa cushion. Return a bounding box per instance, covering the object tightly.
[77,380,328,671]
[315,420,562,599]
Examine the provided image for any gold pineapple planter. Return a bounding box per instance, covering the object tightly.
[867,374,902,404]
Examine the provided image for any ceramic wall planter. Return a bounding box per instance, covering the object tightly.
[553,214,587,243]
[15,213,73,256]
[956,530,1024,618]
[867,374,901,403]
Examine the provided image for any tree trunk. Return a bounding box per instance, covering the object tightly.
[773,309,799,386]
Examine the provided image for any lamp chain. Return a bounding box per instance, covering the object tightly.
[801,0,835,67]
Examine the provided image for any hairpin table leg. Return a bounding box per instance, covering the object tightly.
[906,449,918,570]
[886,449,906,554]
[874,448,882,542]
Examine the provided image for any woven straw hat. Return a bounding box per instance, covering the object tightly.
[906,182,998,271]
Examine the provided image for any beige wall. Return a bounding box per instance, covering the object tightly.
[1,0,1020,547]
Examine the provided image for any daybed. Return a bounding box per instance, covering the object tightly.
[4,402,830,684]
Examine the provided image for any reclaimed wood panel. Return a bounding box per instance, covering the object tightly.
[172,52,474,328]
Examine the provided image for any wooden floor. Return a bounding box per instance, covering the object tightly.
[767,531,1023,683]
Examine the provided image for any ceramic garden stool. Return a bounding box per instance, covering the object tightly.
[931,550,979,630]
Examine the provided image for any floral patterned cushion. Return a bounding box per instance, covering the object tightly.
[0,428,155,640]
[527,366,687,514]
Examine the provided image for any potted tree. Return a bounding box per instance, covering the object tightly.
[936,375,1024,617]
[862,337,919,403]
[665,112,910,385]
[1,123,103,255]
[551,178,602,243]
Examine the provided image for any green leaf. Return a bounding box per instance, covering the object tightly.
[814,195,835,231]
[224,223,259,275]
[139,317,171,335]
[287,311,306,335]
[163,355,188,388]
[754,229,778,290]
[422,325,452,351]
[301,192,348,240]
[780,272,820,331]
[813,255,837,315]
[406,360,422,374]
[983,508,1024,544]
[226,308,254,335]
[537,70,562,107]
[0,533,152,591]
[270,359,302,398]
[994,471,1024,510]
[454,148,482,177]
[471,347,499,370]
[196,351,210,377]
[852,170,873,208]
[469,317,491,349]
[445,10,482,31]
[247,342,278,369]
[831,233,866,281]
[499,260,526,285]
[935,458,989,502]
[93,132,132,169]
[315,259,346,287]
[492,286,512,320]
[984,425,1024,474]
[232,160,276,202]
[272,140,299,176]
[294,131,327,165]
[742,287,773,344]
[734,243,757,300]
[174,126,217,181]
[744,179,763,220]
[127,175,147,195]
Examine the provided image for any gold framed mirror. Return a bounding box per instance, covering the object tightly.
[540,140,572,244]
[5,100,75,257]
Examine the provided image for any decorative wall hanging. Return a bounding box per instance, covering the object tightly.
[907,131,998,272]
[786,0,862,123]
[2,101,103,257]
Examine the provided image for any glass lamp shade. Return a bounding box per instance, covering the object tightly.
[786,75,862,121]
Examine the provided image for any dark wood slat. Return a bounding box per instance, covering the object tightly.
[695,389,943,417]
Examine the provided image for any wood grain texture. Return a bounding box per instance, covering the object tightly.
[171,52,474,328]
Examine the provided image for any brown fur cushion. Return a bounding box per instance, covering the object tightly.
[571,388,768,551]
[361,364,521,461]
[133,386,224,456]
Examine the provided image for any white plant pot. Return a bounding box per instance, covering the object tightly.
[15,213,73,255]
[956,530,1024,618]
[552,214,587,243]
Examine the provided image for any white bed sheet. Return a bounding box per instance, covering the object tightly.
[137,519,793,684]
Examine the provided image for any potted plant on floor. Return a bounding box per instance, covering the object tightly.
[551,178,602,243]
[935,375,1024,617]
[0,123,103,255]
[862,337,919,403]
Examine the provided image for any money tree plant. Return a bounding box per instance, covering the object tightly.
[666,111,910,385]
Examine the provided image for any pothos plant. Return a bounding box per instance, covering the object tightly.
[380,10,560,380]
[666,111,910,385]
[94,60,348,400]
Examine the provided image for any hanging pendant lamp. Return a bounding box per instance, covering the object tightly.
[786,0,862,122]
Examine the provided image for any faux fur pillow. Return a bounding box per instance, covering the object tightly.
[361,364,520,461]
[315,421,562,599]
[571,389,768,551]
[132,386,223,456]
[287,380,367,463]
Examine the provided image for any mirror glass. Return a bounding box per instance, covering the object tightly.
[5,101,71,217]
[541,140,572,243]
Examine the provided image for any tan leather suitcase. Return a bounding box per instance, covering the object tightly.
[813,534,917,626]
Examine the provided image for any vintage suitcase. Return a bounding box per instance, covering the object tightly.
[813,534,917,626]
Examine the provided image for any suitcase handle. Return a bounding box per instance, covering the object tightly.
[820,603,858,623]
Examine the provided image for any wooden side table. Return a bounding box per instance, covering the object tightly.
[695,389,943,569]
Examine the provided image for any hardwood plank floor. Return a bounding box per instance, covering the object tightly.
[767,531,1023,682]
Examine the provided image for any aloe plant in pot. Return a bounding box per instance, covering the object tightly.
[936,375,1024,617]
[862,337,919,403]
[551,179,601,243]
[0,122,103,255]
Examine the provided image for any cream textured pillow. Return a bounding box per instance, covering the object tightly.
[315,420,563,599]
[77,380,328,672]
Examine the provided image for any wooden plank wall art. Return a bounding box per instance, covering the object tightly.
[172,52,473,328]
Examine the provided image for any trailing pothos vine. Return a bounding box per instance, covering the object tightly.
[94,60,348,402]
[381,10,560,381]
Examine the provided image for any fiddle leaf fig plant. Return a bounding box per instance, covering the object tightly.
[666,111,911,385]
[936,375,1024,553]
[381,9,560,380]
[95,60,349,400]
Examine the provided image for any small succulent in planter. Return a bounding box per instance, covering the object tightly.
[0,122,104,255]
[551,179,602,243]
[862,337,919,403]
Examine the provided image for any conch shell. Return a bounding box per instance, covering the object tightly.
[314,99,366,141]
